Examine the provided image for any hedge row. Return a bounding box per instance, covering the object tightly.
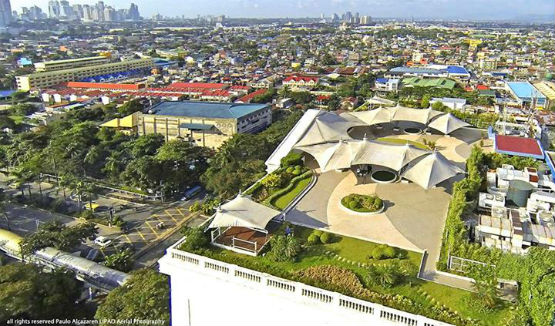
[265,170,313,209]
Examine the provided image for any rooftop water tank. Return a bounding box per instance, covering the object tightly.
[507,180,534,207]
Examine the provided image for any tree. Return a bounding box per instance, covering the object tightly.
[131,134,165,157]
[0,263,82,323]
[95,269,170,326]
[181,227,209,251]
[0,115,15,130]
[421,94,431,109]
[118,99,144,116]
[469,265,499,309]
[10,103,36,116]
[366,262,408,288]
[104,248,134,272]
[20,220,98,257]
[267,235,301,262]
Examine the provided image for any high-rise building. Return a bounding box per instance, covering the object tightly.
[72,4,83,19]
[48,0,61,18]
[20,6,46,20]
[128,3,140,20]
[360,15,372,25]
[59,0,73,18]
[0,0,12,27]
[82,5,93,21]
[344,11,352,23]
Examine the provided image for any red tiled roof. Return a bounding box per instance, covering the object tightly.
[237,89,267,103]
[169,82,227,90]
[66,82,141,91]
[495,135,543,156]
[476,85,490,90]
[283,76,319,83]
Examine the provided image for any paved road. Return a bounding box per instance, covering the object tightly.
[134,214,208,269]
[0,203,74,235]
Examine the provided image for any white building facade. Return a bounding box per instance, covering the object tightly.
[159,238,453,326]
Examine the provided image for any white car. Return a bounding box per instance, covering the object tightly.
[94,236,112,247]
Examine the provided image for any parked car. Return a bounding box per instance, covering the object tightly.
[94,236,112,248]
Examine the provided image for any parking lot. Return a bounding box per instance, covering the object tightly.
[111,204,195,254]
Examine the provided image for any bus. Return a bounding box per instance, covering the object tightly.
[181,185,202,201]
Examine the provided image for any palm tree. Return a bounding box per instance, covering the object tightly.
[70,179,86,212]
[0,191,10,230]
[59,174,73,199]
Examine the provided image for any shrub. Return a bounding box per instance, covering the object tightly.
[374,198,383,210]
[320,232,331,244]
[189,201,202,212]
[280,152,303,167]
[312,230,323,237]
[307,234,320,245]
[342,194,383,212]
[261,173,284,189]
[371,246,385,260]
[181,227,209,251]
[268,235,301,262]
[80,210,95,220]
[348,200,359,210]
[383,245,396,259]
[286,167,295,174]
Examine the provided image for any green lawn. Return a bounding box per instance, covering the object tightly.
[271,175,312,210]
[183,224,514,325]
[377,137,429,150]
[8,115,25,125]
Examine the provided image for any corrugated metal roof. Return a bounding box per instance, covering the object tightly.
[149,101,268,119]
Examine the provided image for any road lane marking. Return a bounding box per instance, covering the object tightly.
[136,230,147,242]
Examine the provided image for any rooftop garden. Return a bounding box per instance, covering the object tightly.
[341,194,384,213]
[180,223,514,326]
[376,137,433,150]
[245,152,313,210]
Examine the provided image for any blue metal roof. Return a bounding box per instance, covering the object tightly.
[0,90,16,98]
[507,82,546,102]
[376,78,389,83]
[446,66,469,75]
[390,67,441,74]
[150,101,269,119]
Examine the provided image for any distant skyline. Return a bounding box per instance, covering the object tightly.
[12,0,555,21]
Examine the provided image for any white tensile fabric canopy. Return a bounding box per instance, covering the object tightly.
[427,113,471,134]
[295,139,431,173]
[390,107,444,125]
[208,194,281,230]
[295,141,353,172]
[402,151,465,189]
[341,108,393,126]
[351,139,431,171]
[295,111,360,147]
[341,106,457,128]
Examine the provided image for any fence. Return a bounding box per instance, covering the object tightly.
[165,239,454,326]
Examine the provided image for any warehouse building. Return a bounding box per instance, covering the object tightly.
[138,101,272,148]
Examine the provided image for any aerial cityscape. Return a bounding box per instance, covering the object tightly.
[0,0,555,326]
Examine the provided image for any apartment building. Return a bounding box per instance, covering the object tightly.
[16,58,154,91]
[34,56,111,72]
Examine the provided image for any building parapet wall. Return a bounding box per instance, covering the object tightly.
[160,239,453,326]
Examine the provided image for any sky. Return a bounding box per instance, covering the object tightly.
[12,0,555,20]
